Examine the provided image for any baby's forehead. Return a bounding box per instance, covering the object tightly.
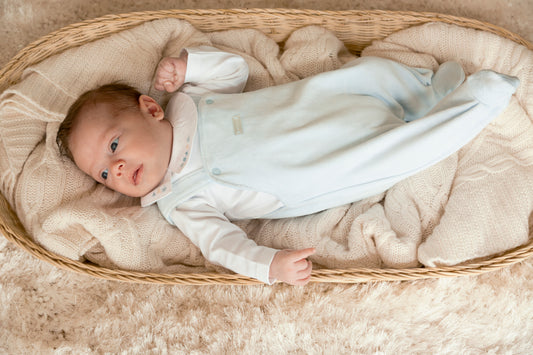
[77,101,117,123]
[72,102,117,135]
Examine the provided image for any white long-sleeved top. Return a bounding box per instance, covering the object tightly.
[142,46,283,284]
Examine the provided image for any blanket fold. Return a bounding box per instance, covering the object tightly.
[0,19,531,274]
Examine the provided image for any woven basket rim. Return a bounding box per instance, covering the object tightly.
[2,8,532,91]
[1,8,532,285]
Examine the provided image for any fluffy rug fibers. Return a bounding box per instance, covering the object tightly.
[2,235,532,352]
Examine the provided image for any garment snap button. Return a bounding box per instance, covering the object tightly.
[206,99,214,105]
[212,168,221,175]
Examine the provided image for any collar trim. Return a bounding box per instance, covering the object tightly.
[141,93,198,207]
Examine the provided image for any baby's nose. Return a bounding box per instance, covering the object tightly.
[111,160,125,177]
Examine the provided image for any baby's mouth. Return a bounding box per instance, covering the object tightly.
[133,165,143,185]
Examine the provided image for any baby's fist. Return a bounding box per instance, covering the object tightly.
[269,248,316,286]
[154,53,188,93]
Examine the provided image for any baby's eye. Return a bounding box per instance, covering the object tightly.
[110,138,119,152]
[101,169,109,180]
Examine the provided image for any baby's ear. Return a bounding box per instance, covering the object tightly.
[139,95,164,120]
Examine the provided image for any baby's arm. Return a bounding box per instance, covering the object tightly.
[170,198,314,285]
[154,46,249,95]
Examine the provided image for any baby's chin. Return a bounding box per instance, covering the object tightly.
[127,191,147,198]
[109,184,154,199]
[126,186,154,198]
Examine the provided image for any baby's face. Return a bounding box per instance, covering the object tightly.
[68,96,172,198]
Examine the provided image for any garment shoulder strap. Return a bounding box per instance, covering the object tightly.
[156,169,211,225]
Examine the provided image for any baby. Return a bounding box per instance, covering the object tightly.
[57,46,519,285]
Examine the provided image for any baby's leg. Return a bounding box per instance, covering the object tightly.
[339,57,466,121]
[385,69,519,172]
[424,69,519,125]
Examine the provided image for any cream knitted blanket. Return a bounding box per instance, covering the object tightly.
[0,19,531,274]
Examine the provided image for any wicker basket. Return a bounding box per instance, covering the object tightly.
[1,9,532,285]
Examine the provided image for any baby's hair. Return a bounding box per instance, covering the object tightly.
[56,83,142,160]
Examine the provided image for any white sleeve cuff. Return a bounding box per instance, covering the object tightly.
[181,46,249,95]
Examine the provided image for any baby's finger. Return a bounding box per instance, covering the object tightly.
[296,260,313,276]
[163,81,176,92]
[293,257,309,269]
[156,61,177,78]
[293,274,312,286]
[289,247,316,262]
[154,77,167,90]
[158,58,176,72]
[154,81,167,92]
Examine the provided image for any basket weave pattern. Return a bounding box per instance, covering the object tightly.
[1,9,532,285]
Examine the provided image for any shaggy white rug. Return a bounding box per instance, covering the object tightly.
[1,1,532,353]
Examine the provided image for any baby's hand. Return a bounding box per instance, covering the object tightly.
[154,53,188,93]
[269,248,316,286]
